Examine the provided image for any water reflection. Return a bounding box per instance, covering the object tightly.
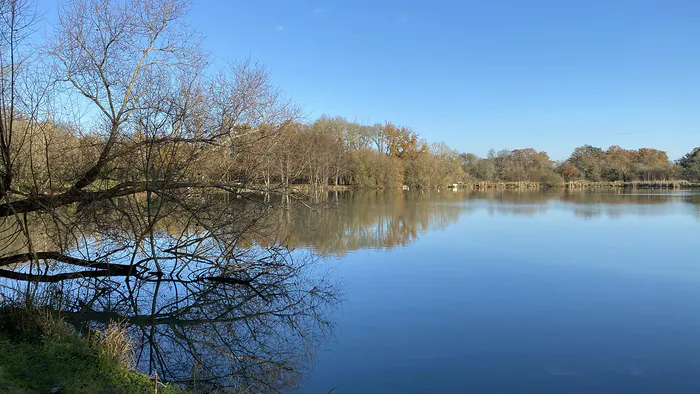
[276,191,468,256]
[0,189,698,392]
[0,194,339,393]
[296,190,700,394]
[3,257,337,392]
[264,190,700,255]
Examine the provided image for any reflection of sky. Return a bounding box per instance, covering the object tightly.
[289,190,700,258]
[299,191,700,394]
[471,194,700,221]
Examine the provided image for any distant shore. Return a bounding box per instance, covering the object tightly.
[458,180,700,190]
[285,180,700,192]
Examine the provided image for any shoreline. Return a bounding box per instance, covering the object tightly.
[284,181,700,192]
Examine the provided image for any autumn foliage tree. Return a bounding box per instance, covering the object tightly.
[381,122,426,159]
[556,162,580,181]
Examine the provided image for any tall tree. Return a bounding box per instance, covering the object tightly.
[567,145,605,181]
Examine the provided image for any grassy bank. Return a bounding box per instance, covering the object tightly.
[0,307,186,394]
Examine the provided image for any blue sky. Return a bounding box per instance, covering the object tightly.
[38,0,700,160]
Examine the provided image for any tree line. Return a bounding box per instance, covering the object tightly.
[229,114,700,188]
[461,145,699,185]
[229,117,461,189]
[24,112,699,192]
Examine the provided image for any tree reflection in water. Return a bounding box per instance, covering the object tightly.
[0,193,338,393]
[0,189,698,392]
[263,189,700,256]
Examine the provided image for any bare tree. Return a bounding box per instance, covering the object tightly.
[0,0,302,273]
[0,3,334,392]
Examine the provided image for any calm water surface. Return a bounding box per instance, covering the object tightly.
[295,190,700,393]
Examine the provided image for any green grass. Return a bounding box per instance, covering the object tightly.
[0,307,187,394]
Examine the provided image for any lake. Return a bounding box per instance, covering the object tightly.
[293,189,700,393]
[5,188,699,393]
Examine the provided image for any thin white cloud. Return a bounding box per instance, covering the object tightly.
[276,25,285,31]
